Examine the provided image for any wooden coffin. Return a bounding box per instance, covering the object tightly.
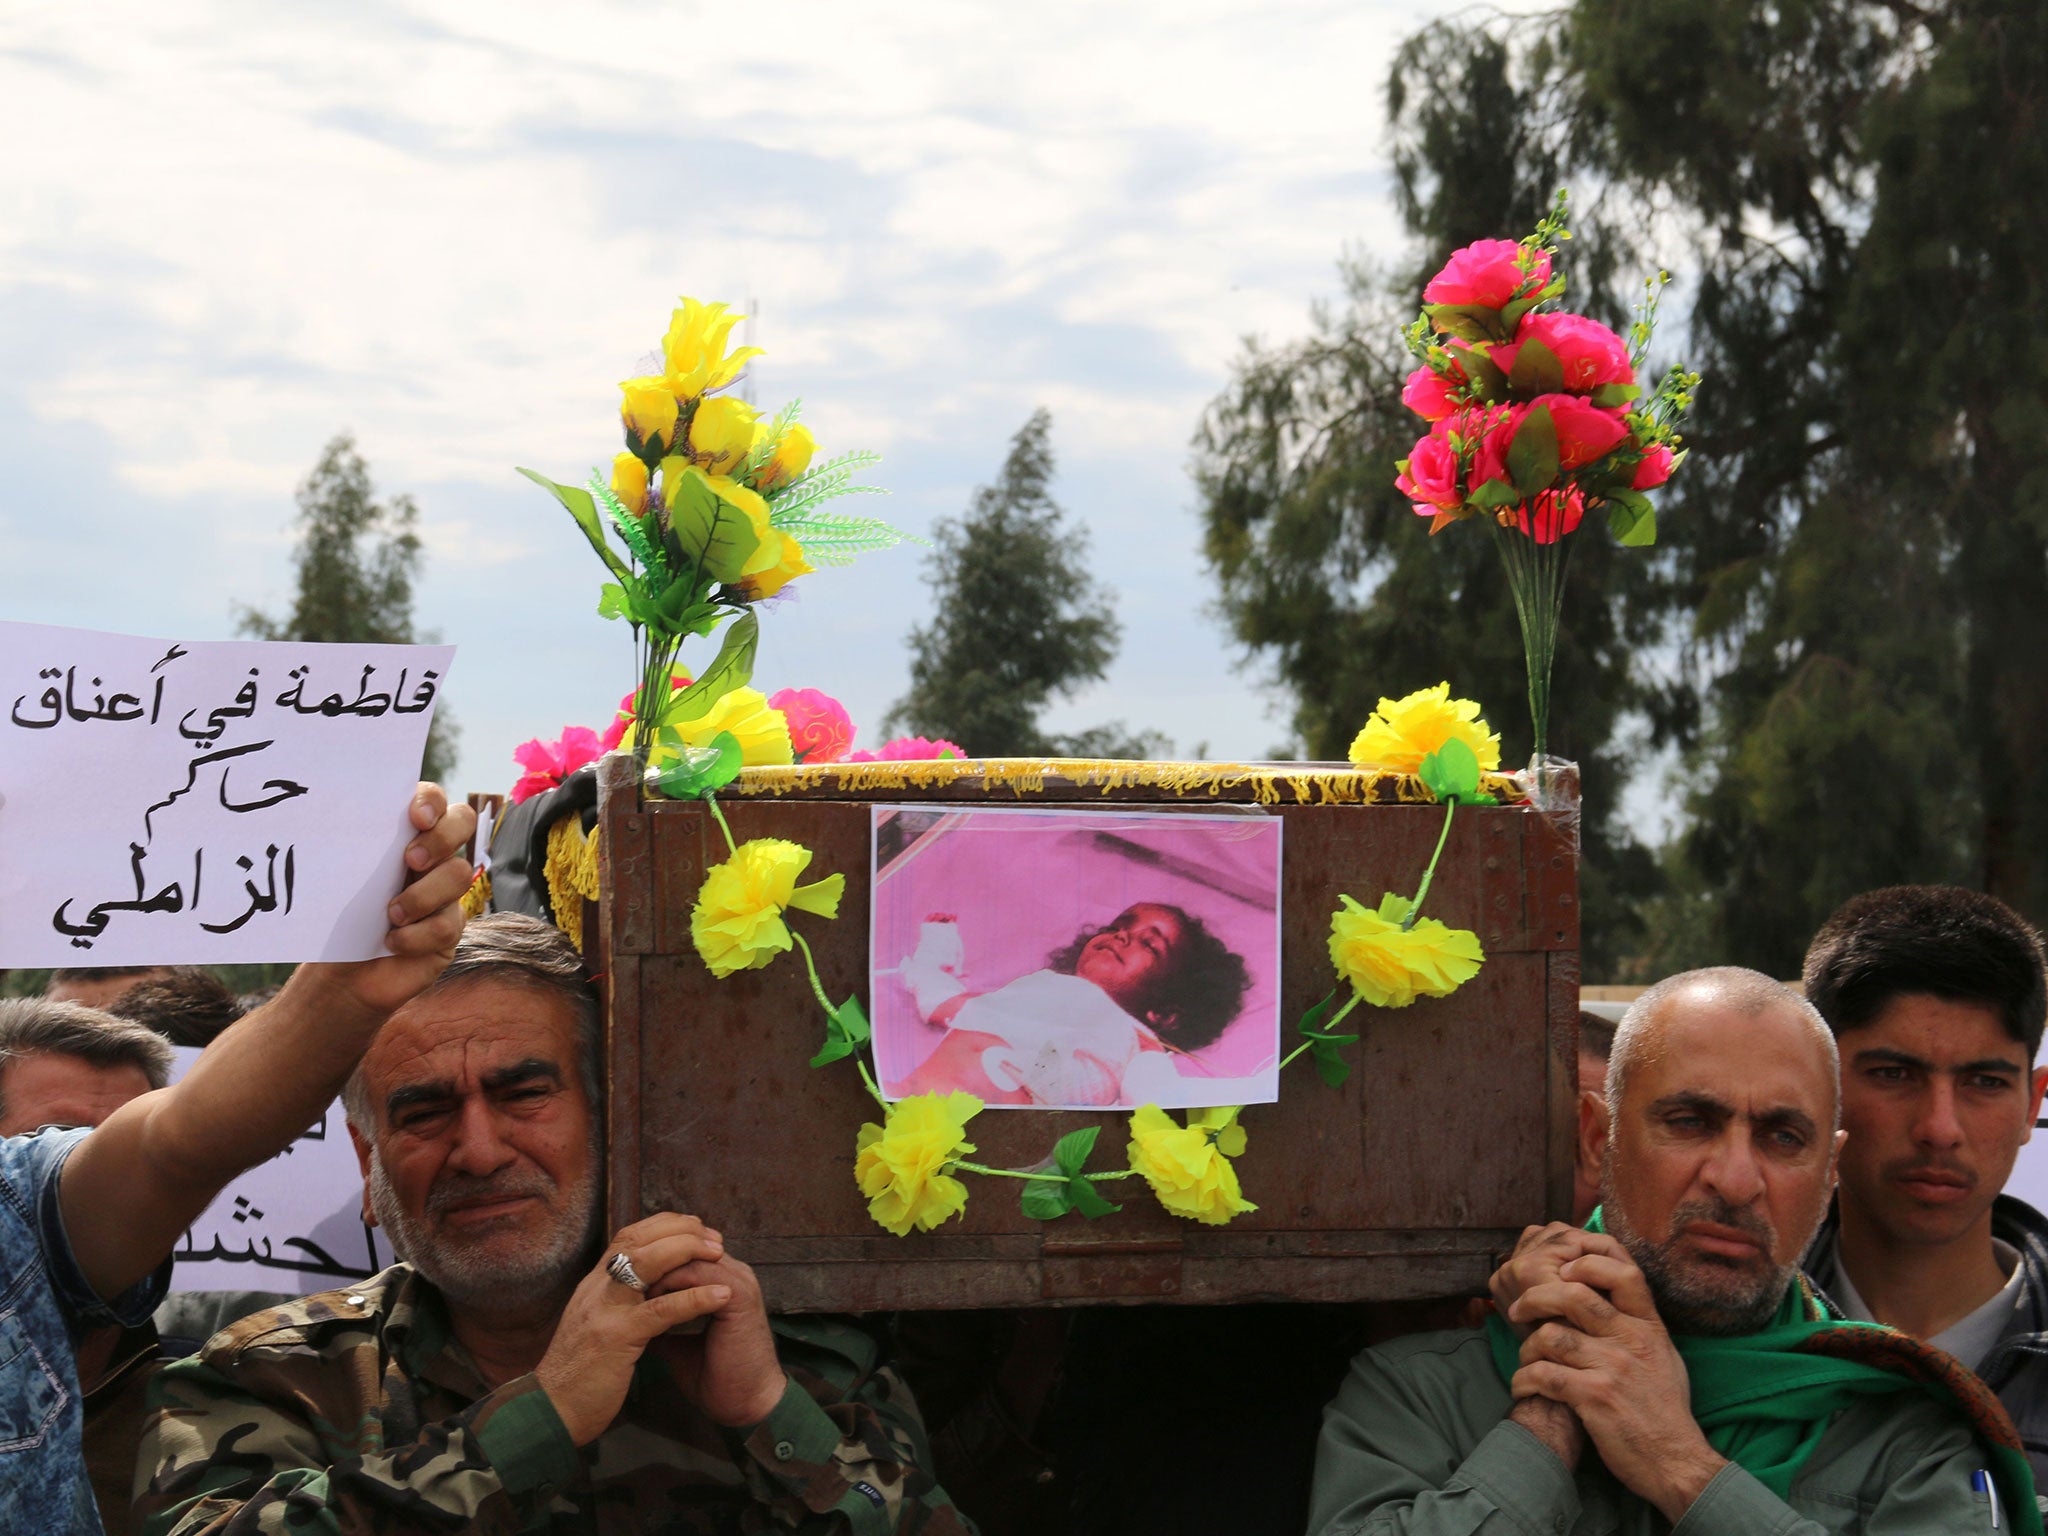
[589,753,1579,1312]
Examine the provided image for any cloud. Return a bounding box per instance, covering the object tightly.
[0,0,1453,782]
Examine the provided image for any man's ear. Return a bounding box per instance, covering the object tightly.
[348,1120,377,1228]
[1578,1087,1609,1175]
[2026,1065,2048,1145]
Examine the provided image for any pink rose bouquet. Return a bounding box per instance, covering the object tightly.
[1393,194,1700,757]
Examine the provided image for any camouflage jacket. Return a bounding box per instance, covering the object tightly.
[134,1263,973,1536]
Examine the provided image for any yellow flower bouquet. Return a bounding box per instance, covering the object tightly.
[520,296,919,783]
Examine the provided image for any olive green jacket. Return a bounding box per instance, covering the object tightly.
[1311,1327,2007,1535]
[135,1263,972,1536]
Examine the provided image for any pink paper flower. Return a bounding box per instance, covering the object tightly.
[1396,429,1463,512]
[1495,312,1635,395]
[1527,394,1630,472]
[768,687,856,764]
[846,736,966,762]
[1514,488,1585,545]
[600,674,693,753]
[1631,443,1675,490]
[1401,364,1462,422]
[510,725,605,804]
[1464,405,1521,490]
[1424,239,1552,312]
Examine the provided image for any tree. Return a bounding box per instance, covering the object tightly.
[887,410,1163,757]
[240,434,459,781]
[1390,0,2048,976]
[1192,27,1662,974]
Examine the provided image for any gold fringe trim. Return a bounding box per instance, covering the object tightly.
[542,817,604,950]
[718,758,1526,807]
[458,868,492,919]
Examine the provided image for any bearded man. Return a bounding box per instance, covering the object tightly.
[1311,966,2039,1534]
[135,913,970,1536]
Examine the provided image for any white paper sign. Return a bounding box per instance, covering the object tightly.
[165,1047,394,1294]
[0,622,453,966]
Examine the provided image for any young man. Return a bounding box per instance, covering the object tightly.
[1800,884,2048,1478]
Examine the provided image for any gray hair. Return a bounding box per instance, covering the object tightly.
[1607,966,1840,1128]
[343,913,601,1131]
[0,998,176,1123]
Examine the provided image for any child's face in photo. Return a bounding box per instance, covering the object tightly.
[1074,903,1185,1009]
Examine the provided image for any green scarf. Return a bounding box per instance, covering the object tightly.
[1484,1208,2039,1530]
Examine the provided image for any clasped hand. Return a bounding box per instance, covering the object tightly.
[1491,1224,1728,1521]
[535,1213,787,1447]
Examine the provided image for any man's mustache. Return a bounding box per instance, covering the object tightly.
[426,1169,556,1217]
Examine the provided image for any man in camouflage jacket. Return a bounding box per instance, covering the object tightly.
[135,914,971,1536]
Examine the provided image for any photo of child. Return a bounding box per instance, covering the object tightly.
[871,806,1283,1110]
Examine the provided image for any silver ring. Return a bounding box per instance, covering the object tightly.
[606,1251,646,1291]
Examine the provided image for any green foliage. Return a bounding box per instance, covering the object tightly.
[888,409,1167,758]
[241,434,459,781]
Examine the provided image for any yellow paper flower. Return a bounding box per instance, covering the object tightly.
[662,297,764,399]
[626,684,794,769]
[1126,1104,1257,1226]
[687,396,759,476]
[751,421,817,493]
[1347,683,1501,775]
[855,1092,982,1236]
[740,527,815,600]
[619,375,681,451]
[610,451,649,515]
[1328,892,1485,1008]
[690,836,844,978]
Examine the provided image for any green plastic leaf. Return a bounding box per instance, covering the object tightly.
[1021,1179,1074,1221]
[1068,1176,1120,1219]
[1507,404,1561,498]
[1295,987,1338,1039]
[1419,737,1482,803]
[1606,487,1657,547]
[834,995,871,1045]
[667,613,759,724]
[520,467,632,583]
[597,583,630,621]
[666,470,761,586]
[1468,479,1521,512]
[1423,303,1507,344]
[1445,343,1507,402]
[1311,1038,1354,1089]
[1052,1126,1100,1177]
[651,731,744,800]
[1590,382,1643,410]
[1507,337,1565,397]
[807,1036,856,1069]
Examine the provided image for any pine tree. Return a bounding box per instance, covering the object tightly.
[239,434,459,781]
[887,410,1162,757]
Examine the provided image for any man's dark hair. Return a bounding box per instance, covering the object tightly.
[1047,904,1253,1053]
[1803,885,2048,1059]
[1578,1010,1617,1061]
[106,966,242,1048]
[48,965,161,986]
[0,999,175,1124]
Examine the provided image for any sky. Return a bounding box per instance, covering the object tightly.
[1,0,1481,792]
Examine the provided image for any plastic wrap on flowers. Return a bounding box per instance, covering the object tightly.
[1512,754,1582,859]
